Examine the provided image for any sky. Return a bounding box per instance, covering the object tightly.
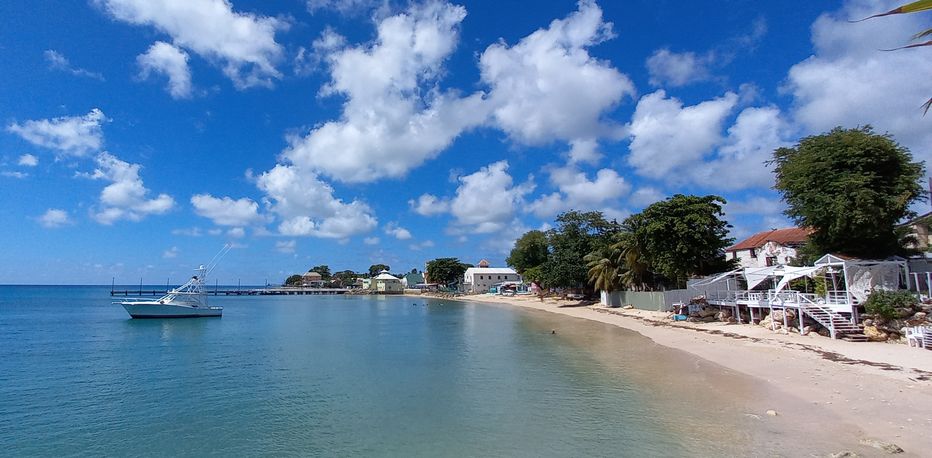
[1,0,931,284]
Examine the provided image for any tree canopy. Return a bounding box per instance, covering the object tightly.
[426,257,469,287]
[368,264,390,277]
[771,126,925,259]
[540,211,620,290]
[310,265,331,280]
[283,274,303,286]
[506,230,549,274]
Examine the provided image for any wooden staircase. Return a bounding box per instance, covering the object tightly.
[797,295,863,340]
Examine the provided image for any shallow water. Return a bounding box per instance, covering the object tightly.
[0,287,847,456]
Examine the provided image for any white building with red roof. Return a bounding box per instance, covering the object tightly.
[726,227,812,269]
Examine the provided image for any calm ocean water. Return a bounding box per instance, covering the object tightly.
[0,286,760,456]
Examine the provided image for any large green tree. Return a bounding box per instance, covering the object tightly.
[283,274,303,286]
[506,230,549,274]
[540,211,620,290]
[771,126,925,259]
[368,264,390,277]
[426,258,469,287]
[310,265,331,280]
[625,194,733,288]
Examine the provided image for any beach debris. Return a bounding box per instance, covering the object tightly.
[829,452,859,458]
[743,413,761,420]
[765,409,778,416]
[621,304,634,309]
[858,438,904,454]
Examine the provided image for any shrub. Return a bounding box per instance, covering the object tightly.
[863,290,917,319]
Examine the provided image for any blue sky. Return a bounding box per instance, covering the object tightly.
[1,0,930,284]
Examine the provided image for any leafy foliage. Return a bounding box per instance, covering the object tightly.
[426,257,469,286]
[506,230,549,274]
[624,194,734,288]
[771,127,925,259]
[368,264,390,277]
[864,290,918,319]
[284,274,303,286]
[540,211,620,290]
[310,265,331,280]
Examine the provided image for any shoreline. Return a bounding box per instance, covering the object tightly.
[422,292,932,455]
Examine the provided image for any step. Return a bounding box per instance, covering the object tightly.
[840,333,869,342]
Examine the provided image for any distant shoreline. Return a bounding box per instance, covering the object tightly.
[425,292,932,455]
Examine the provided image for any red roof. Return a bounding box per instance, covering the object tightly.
[726,227,811,252]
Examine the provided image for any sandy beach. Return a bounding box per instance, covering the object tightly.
[428,292,932,455]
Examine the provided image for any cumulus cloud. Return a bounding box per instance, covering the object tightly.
[784,0,932,165]
[306,0,388,15]
[7,109,107,157]
[44,49,105,80]
[450,161,533,234]
[363,236,380,245]
[479,0,635,146]
[628,187,664,208]
[384,222,413,240]
[2,171,27,179]
[38,209,71,228]
[408,193,449,216]
[137,41,193,98]
[275,240,296,253]
[256,164,377,238]
[646,49,713,87]
[86,152,175,224]
[18,154,38,167]
[626,90,738,180]
[96,0,285,89]
[529,165,629,218]
[172,227,203,237]
[190,194,263,226]
[282,1,488,183]
[227,227,245,238]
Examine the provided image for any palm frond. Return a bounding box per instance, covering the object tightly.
[852,0,932,22]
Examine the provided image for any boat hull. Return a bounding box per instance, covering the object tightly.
[122,302,222,319]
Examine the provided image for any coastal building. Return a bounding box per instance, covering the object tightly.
[371,272,403,294]
[900,211,932,251]
[401,271,424,289]
[462,260,520,293]
[302,270,325,287]
[726,227,811,269]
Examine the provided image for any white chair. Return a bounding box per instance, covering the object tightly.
[906,326,930,349]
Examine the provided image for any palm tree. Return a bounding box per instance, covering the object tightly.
[584,243,624,292]
[615,234,652,291]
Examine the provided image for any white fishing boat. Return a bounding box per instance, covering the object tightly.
[118,245,229,319]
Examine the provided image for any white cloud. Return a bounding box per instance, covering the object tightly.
[207,228,223,236]
[44,49,105,80]
[256,164,377,238]
[96,0,285,89]
[86,152,175,224]
[275,240,296,253]
[306,0,387,15]
[38,209,71,228]
[7,109,107,157]
[17,154,38,167]
[283,1,488,183]
[190,194,263,226]
[227,227,245,238]
[163,246,180,258]
[784,0,932,165]
[384,222,413,240]
[408,193,449,216]
[628,187,664,208]
[137,41,193,99]
[172,227,203,236]
[686,106,794,190]
[408,239,434,251]
[646,49,712,87]
[2,171,27,179]
[626,90,738,180]
[479,0,635,145]
[450,161,533,234]
[529,165,629,218]
[363,236,380,245]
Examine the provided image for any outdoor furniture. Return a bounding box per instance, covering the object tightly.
[906,326,931,349]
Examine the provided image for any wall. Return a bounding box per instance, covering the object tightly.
[599,289,693,311]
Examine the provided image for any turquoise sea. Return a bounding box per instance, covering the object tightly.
[1,286,820,456]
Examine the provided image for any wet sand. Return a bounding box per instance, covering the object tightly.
[429,293,932,456]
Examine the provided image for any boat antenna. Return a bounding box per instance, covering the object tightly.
[205,243,232,276]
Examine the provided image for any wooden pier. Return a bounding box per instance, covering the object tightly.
[110,287,351,297]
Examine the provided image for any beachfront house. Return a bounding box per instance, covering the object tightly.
[726,227,811,269]
[462,259,520,293]
[900,211,932,251]
[401,271,424,289]
[371,271,403,294]
[302,270,325,287]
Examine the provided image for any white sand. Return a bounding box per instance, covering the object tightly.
[422,292,932,455]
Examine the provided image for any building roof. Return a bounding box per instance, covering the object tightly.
[726,227,811,252]
[303,271,323,278]
[373,273,400,280]
[464,267,517,276]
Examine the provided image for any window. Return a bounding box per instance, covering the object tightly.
[766,256,776,267]
[498,275,501,280]
[750,248,757,258]
[479,275,483,280]
[731,252,737,260]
